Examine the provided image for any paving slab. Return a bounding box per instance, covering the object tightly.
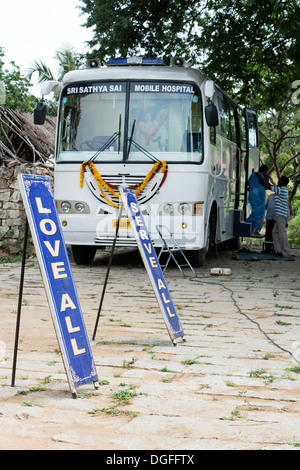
[0,246,299,450]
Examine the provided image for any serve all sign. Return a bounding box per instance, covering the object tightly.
[120,187,184,344]
[18,174,98,395]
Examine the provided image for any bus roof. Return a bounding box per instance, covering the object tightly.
[61,64,207,88]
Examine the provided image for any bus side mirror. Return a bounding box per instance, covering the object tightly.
[205,103,219,127]
[34,101,47,125]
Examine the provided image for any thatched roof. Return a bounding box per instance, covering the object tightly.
[0,107,56,168]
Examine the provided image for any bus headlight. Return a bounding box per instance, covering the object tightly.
[75,202,85,213]
[162,204,174,215]
[179,203,190,215]
[56,200,90,214]
[61,201,71,213]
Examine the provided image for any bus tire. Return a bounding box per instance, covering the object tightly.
[186,248,206,268]
[193,210,217,267]
[72,245,96,265]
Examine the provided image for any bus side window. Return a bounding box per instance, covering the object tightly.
[246,112,259,148]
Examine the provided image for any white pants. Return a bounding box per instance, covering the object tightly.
[272,216,291,257]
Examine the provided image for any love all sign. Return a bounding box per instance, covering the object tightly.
[18,174,98,395]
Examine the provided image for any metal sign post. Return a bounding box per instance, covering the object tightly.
[11,218,29,389]
[92,202,123,340]
[120,188,184,345]
[16,174,99,397]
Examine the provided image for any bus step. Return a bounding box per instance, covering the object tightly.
[232,209,265,238]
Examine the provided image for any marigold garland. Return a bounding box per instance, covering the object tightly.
[80,160,168,208]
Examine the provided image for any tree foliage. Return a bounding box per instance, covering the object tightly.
[27,47,85,84]
[79,0,202,61]
[196,0,300,109]
[78,0,300,208]
[260,102,300,214]
[0,47,38,112]
[79,0,300,109]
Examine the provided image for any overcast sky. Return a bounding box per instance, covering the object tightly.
[1,0,93,95]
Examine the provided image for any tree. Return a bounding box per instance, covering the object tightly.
[27,46,85,84]
[196,0,300,109]
[0,47,38,112]
[79,0,204,62]
[259,97,300,216]
[79,0,300,211]
[26,47,85,115]
[79,0,300,110]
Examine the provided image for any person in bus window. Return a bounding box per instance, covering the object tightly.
[136,107,168,150]
[245,164,269,235]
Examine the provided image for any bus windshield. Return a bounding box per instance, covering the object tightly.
[57,81,203,163]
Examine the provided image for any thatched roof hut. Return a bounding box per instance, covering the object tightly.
[0,107,56,168]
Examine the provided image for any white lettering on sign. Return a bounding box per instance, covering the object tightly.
[40,219,57,236]
[139,230,149,240]
[149,257,158,268]
[133,84,194,94]
[130,202,139,213]
[51,262,68,279]
[71,338,86,356]
[66,84,123,95]
[134,84,160,92]
[35,196,86,357]
[60,293,76,312]
[161,84,194,93]
[36,197,51,214]
[65,316,81,334]
[44,240,60,257]
[129,200,176,320]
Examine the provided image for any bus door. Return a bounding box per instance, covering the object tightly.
[243,107,260,216]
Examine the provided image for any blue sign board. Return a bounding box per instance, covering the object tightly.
[120,188,184,344]
[18,174,98,395]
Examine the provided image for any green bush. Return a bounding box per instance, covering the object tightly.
[287,216,300,247]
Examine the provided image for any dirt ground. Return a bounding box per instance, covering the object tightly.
[0,244,300,451]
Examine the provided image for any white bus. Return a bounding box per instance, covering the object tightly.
[37,57,260,266]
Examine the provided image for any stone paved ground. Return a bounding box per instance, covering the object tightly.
[0,246,299,450]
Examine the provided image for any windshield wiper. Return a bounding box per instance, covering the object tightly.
[126,119,159,163]
[88,114,122,164]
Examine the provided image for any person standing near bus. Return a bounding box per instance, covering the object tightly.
[271,176,291,257]
[246,165,269,235]
[256,174,291,257]
[265,190,290,254]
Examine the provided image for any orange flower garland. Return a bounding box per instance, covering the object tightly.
[80,160,168,208]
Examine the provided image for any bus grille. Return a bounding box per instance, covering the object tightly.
[85,171,164,206]
[94,236,137,247]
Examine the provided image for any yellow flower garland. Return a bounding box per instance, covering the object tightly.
[80,160,168,208]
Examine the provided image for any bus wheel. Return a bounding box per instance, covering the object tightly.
[192,211,216,267]
[186,249,206,268]
[72,245,96,265]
